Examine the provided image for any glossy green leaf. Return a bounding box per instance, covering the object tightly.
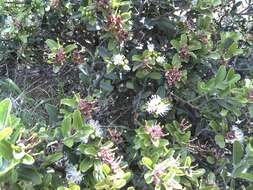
[0,99,12,130]
[73,110,83,130]
[64,44,77,54]
[0,127,13,141]
[215,135,225,148]
[142,157,153,169]
[113,179,127,189]
[17,167,42,185]
[46,39,58,49]
[233,141,244,165]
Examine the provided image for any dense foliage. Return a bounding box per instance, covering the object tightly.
[1,0,253,189]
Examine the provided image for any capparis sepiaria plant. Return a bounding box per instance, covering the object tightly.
[1,0,253,190]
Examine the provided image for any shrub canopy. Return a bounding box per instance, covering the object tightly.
[0,0,253,189]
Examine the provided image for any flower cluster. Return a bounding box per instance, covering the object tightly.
[112,54,130,71]
[65,163,83,184]
[54,48,66,64]
[145,123,165,141]
[152,165,165,185]
[107,14,128,41]
[225,126,244,144]
[179,46,190,60]
[72,49,84,64]
[156,55,166,64]
[165,68,182,86]
[198,33,209,45]
[79,99,96,118]
[98,148,122,172]
[88,119,104,137]
[146,95,170,116]
[180,119,191,131]
[108,128,122,144]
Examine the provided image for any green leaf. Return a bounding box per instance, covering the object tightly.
[102,163,111,175]
[215,66,226,85]
[191,168,206,177]
[63,137,74,148]
[13,147,25,160]
[248,104,253,118]
[0,159,19,177]
[0,140,13,160]
[144,171,153,184]
[64,44,77,54]
[225,42,243,59]
[0,79,22,95]
[155,184,161,190]
[215,135,225,148]
[132,55,142,62]
[184,156,192,167]
[208,51,221,59]
[17,167,42,185]
[237,173,253,182]
[100,81,114,92]
[148,72,162,80]
[73,110,83,130]
[108,39,117,51]
[141,157,153,169]
[213,0,222,6]
[22,154,35,165]
[121,12,131,20]
[0,127,13,141]
[136,70,149,79]
[180,34,188,45]
[80,158,93,172]
[61,98,77,108]
[69,183,81,190]
[0,99,12,130]
[45,104,59,126]
[79,144,97,156]
[46,39,58,49]
[189,40,202,51]
[156,86,166,98]
[126,81,134,89]
[113,179,126,189]
[233,141,244,165]
[61,115,71,137]
[170,40,180,50]
[44,152,63,166]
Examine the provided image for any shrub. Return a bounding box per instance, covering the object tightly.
[1,0,253,189]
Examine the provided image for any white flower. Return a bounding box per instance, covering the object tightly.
[156,103,170,116]
[140,17,145,24]
[147,43,155,52]
[136,43,144,50]
[146,95,170,116]
[156,56,166,64]
[113,54,125,65]
[147,95,162,112]
[112,54,130,71]
[233,126,244,143]
[65,164,83,184]
[235,119,243,125]
[88,119,104,137]
[123,64,131,71]
[225,126,244,144]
